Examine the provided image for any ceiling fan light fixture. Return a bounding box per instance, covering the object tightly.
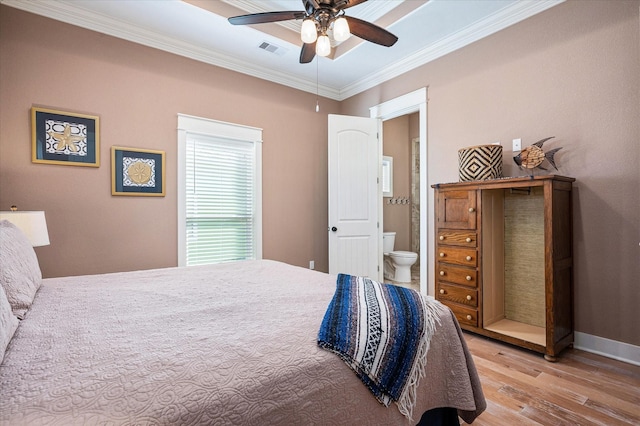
[301,18,318,43]
[333,16,350,42]
[227,0,399,64]
[316,34,331,57]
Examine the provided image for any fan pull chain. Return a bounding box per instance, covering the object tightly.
[315,58,320,113]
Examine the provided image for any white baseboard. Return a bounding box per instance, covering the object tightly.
[574,332,640,366]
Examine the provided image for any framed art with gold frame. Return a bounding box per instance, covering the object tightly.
[31,106,100,167]
[111,146,166,197]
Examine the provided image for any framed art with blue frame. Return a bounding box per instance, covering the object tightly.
[111,146,165,196]
[31,106,100,167]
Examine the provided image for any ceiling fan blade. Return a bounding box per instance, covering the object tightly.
[345,16,398,47]
[339,0,368,11]
[228,11,305,26]
[300,42,317,63]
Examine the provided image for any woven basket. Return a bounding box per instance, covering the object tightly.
[458,144,503,182]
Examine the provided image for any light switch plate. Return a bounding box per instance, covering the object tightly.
[513,138,522,151]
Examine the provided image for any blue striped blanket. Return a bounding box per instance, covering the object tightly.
[317,274,444,420]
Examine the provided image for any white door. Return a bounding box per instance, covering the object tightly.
[328,114,381,280]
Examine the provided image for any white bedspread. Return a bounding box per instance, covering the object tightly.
[0,260,485,425]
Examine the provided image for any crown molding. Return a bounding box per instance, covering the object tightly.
[339,0,565,99]
[1,0,564,101]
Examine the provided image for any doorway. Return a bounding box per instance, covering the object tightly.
[370,88,429,295]
[380,116,420,292]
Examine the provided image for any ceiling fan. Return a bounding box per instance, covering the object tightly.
[228,0,398,64]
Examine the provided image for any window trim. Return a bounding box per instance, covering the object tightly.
[177,113,262,267]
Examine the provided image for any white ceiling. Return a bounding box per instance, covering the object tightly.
[1,0,564,100]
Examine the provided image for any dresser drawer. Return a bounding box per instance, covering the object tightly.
[438,283,478,307]
[437,263,477,287]
[440,301,478,327]
[437,230,477,247]
[437,246,477,266]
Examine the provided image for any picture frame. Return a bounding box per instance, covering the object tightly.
[111,146,166,197]
[31,107,100,167]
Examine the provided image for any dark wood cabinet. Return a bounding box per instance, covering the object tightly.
[433,175,575,361]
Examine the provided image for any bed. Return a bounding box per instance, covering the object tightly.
[1,220,485,425]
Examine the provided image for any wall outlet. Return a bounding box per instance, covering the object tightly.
[512,138,522,151]
[309,260,315,270]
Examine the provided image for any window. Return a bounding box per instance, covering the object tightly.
[177,114,262,266]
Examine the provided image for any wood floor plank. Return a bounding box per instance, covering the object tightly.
[583,397,640,425]
[532,373,588,406]
[519,405,577,426]
[477,375,529,414]
[461,332,640,425]
[565,350,640,380]
[471,400,542,426]
[535,372,640,418]
[473,355,632,425]
[499,384,610,425]
[541,357,640,406]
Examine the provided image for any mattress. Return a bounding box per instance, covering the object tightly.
[0,259,485,425]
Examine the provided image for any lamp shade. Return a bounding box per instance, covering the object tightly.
[0,211,50,247]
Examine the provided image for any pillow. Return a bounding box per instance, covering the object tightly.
[0,220,43,319]
[0,284,19,364]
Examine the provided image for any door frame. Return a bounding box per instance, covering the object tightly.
[369,87,430,295]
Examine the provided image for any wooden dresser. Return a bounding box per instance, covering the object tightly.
[433,175,575,361]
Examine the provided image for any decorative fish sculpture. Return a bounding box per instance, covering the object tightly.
[513,137,562,171]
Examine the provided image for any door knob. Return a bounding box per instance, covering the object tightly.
[331,227,338,232]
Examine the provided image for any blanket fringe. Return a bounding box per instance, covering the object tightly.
[396,296,447,421]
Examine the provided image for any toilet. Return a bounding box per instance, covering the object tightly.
[383,231,418,283]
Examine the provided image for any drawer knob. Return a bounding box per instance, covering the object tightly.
[439,235,445,241]
[439,271,445,276]
[466,275,472,281]
[466,315,472,320]
[468,207,475,213]
[439,289,445,294]
[439,252,445,257]
[466,256,472,261]
[466,295,472,301]
[466,237,472,243]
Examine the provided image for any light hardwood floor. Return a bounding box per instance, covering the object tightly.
[461,333,640,425]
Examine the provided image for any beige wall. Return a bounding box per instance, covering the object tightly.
[342,0,640,346]
[0,6,339,277]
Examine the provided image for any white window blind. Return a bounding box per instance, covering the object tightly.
[177,114,262,267]
[185,135,255,265]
